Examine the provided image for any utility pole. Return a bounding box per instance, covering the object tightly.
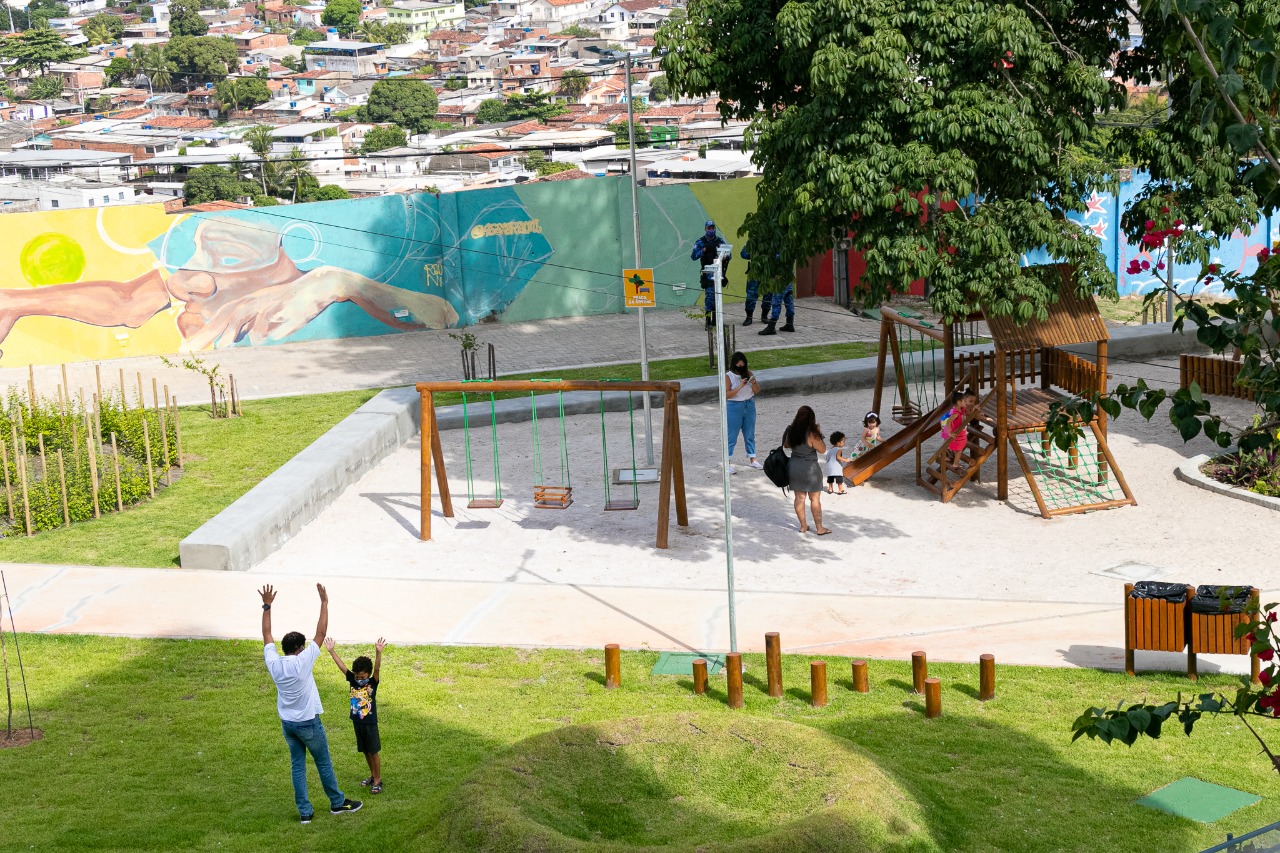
[709,242,737,653]
[623,51,655,468]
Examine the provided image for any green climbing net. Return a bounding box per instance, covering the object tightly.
[1015,430,1127,510]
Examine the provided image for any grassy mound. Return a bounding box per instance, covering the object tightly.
[443,712,939,852]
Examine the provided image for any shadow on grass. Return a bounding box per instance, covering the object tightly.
[885,677,915,693]
[951,683,981,701]
[583,671,606,687]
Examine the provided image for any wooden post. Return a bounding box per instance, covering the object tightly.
[852,660,869,693]
[61,364,70,407]
[172,397,183,467]
[119,367,127,408]
[924,677,942,718]
[92,394,103,458]
[142,418,155,497]
[0,440,12,522]
[872,318,889,416]
[911,650,928,693]
[656,391,674,549]
[17,445,32,536]
[995,349,1009,500]
[56,449,69,528]
[158,405,170,484]
[765,632,783,697]
[151,377,159,413]
[943,318,955,394]
[810,661,828,708]
[37,433,48,493]
[604,643,621,689]
[110,433,123,511]
[692,659,708,695]
[420,391,433,541]
[669,392,688,528]
[57,383,65,417]
[208,378,218,418]
[87,433,100,518]
[726,652,744,709]
[94,363,102,403]
[27,363,36,412]
[136,372,145,411]
[979,654,995,701]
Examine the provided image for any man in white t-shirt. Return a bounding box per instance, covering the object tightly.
[259,583,363,824]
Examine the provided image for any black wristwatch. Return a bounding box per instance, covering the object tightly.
[262,604,271,612]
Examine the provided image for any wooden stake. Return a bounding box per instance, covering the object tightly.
[56,449,69,527]
[142,419,155,497]
[37,433,49,500]
[172,397,183,467]
[95,363,102,403]
[604,644,621,689]
[119,367,127,409]
[911,650,928,694]
[924,677,942,718]
[136,372,144,411]
[27,364,36,412]
[17,445,32,536]
[151,377,159,413]
[57,383,65,416]
[852,660,869,693]
[208,378,217,418]
[726,652,744,709]
[110,432,123,511]
[0,440,12,522]
[61,363,69,406]
[86,434,100,518]
[810,661,828,708]
[158,406,170,484]
[765,632,783,697]
[692,658,708,695]
[92,394,103,459]
[979,654,996,701]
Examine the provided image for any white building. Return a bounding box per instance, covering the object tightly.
[270,121,346,174]
[303,31,389,76]
[0,175,145,212]
[385,1,465,37]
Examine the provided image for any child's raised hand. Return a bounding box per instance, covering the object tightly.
[323,637,335,651]
[375,637,387,652]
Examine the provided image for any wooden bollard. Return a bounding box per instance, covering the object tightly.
[810,661,828,708]
[604,644,621,689]
[765,632,783,697]
[979,654,996,701]
[911,650,928,694]
[692,658,708,695]
[726,652,744,709]
[852,660,869,693]
[924,677,942,718]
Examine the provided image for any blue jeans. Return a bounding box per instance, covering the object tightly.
[726,398,757,458]
[282,717,345,817]
[762,286,795,322]
[745,279,760,314]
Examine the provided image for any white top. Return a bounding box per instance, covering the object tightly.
[822,446,845,477]
[726,372,755,401]
[264,640,324,722]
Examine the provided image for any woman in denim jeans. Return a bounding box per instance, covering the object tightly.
[724,351,762,474]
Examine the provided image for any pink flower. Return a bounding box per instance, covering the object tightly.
[1268,611,1278,623]
[1161,206,1170,213]
[1141,260,1150,270]
[1263,670,1273,687]
[1144,219,1155,231]
[1207,263,1220,273]
[1260,648,1275,662]
[1173,219,1182,227]
[1261,248,1272,262]
[1157,262,1165,270]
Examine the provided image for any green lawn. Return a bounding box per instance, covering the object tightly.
[0,390,377,567]
[0,635,1268,851]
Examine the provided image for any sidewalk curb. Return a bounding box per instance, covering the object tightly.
[1175,454,1280,513]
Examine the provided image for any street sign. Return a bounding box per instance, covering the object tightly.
[623,268,655,308]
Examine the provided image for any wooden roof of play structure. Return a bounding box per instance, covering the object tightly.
[983,265,1109,351]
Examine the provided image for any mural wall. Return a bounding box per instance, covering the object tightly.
[0,176,760,367]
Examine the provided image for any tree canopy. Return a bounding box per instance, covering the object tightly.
[360,78,440,134]
[360,124,407,154]
[474,98,508,124]
[26,75,64,101]
[83,12,125,44]
[168,0,209,36]
[290,27,326,45]
[657,0,1126,318]
[557,69,590,100]
[183,164,254,204]
[215,77,272,111]
[165,35,237,83]
[0,27,86,74]
[321,0,360,36]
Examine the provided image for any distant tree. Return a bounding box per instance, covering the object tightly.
[359,123,407,153]
[503,89,565,121]
[647,73,667,102]
[613,120,650,149]
[92,93,113,111]
[281,145,313,202]
[165,35,237,81]
[183,164,252,204]
[443,77,466,90]
[474,97,508,124]
[22,0,70,29]
[520,149,574,177]
[0,27,86,74]
[244,124,276,193]
[85,12,125,42]
[290,27,325,45]
[359,77,440,134]
[280,55,301,72]
[301,184,349,202]
[105,55,135,86]
[320,0,360,36]
[556,24,597,38]
[26,75,64,100]
[168,0,209,36]
[557,68,589,100]
[215,76,271,111]
[462,0,485,7]
[359,20,407,45]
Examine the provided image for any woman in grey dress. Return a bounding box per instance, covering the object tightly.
[783,406,831,535]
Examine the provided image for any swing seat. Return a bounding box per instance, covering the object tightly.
[604,497,640,511]
[467,498,504,509]
[533,485,573,509]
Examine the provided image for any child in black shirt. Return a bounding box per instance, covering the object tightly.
[324,637,385,793]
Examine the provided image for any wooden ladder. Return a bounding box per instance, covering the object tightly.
[917,423,998,502]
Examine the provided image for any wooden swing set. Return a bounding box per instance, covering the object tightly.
[415,379,689,548]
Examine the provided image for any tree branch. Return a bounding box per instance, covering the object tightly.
[1230,698,1280,775]
[1177,12,1280,179]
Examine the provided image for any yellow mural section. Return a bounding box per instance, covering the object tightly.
[0,204,182,366]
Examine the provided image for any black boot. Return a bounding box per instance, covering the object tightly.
[780,317,796,333]
[758,321,777,335]
[705,310,715,330]
[743,311,754,327]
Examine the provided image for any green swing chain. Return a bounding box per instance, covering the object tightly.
[599,391,612,504]
[598,387,639,506]
[530,390,543,487]
[488,391,501,502]
[462,392,476,503]
[530,384,571,489]
[557,390,570,488]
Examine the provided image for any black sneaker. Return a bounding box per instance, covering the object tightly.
[743,315,753,326]
[758,323,777,336]
[300,813,314,825]
[780,322,796,333]
[331,799,363,815]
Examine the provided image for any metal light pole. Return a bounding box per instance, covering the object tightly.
[623,51,655,467]
[709,243,738,653]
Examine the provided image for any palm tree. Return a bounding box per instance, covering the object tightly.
[83,22,111,45]
[283,146,312,203]
[244,124,276,195]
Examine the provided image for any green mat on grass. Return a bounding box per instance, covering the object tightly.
[652,652,726,676]
[1136,777,1260,823]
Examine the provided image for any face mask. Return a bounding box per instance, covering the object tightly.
[355,677,370,687]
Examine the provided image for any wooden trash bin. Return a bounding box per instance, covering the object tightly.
[1188,586,1260,685]
[1124,582,1192,678]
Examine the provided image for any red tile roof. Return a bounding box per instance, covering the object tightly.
[535,167,593,181]
[461,144,516,160]
[109,107,152,120]
[145,115,214,129]
[172,200,251,214]
[427,29,483,43]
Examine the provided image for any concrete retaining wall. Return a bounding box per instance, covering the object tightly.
[181,323,1202,572]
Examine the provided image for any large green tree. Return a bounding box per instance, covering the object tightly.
[359,78,440,134]
[168,0,209,36]
[557,68,589,100]
[290,27,326,45]
[656,0,1126,319]
[215,76,271,111]
[474,97,508,124]
[165,35,237,83]
[25,75,64,100]
[0,27,86,74]
[360,124,407,153]
[183,164,254,204]
[503,90,566,121]
[320,0,360,36]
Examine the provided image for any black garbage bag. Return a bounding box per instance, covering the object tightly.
[1130,581,1189,603]
[1190,585,1252,615]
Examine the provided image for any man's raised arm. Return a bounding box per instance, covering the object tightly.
[313,583,329,647]
[258,584,277,644]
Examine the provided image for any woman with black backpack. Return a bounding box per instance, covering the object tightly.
[782,406,831,535]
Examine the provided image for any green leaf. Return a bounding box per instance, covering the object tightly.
[1207,17,1234,48]
[1260,56,1278,91]
[1188,382,1203,404]
[1225,123,1261,155]
[1177,417,1203,442]
[1100,397,1122,419]
[1127,707,1152,734]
